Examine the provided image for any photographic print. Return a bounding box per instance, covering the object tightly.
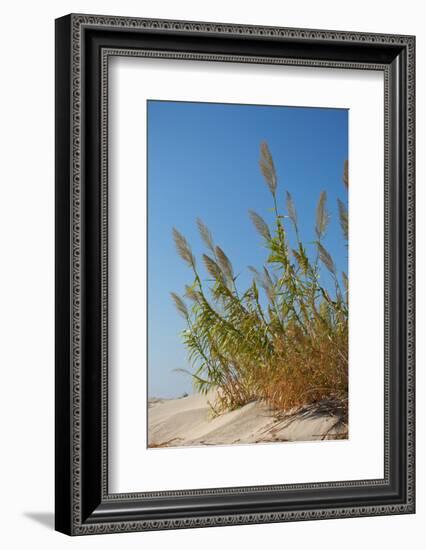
[147,100,349,449]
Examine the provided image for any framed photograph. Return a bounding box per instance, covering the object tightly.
[55,14,415,535]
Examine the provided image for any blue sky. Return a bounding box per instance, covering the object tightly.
[147,100,348,398]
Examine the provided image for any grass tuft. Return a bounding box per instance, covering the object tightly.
[171,143,348,420]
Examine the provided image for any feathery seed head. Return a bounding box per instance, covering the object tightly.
[172,227,196,268]
[249,210,271,241]
[317,242,336,275]
[286,190,298,228]
[215,246,234,282]
[196,217,215,253]
[337,198,348,241]
[259,141,277,195]
[315,191,330,240]
[170,292,189,318]
[343,160,349,189]
[202,254,223,282]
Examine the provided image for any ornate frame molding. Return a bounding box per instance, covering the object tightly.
[55,14,415,535]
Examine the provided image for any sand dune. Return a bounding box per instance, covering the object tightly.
[148,392,347,448]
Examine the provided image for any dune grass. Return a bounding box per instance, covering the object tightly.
[171,142,348,421]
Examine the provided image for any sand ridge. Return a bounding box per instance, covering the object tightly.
[148,392,347,448]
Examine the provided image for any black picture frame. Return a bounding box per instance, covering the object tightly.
[55,13,415,535]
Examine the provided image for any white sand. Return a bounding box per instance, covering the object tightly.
[148,392,346,448]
